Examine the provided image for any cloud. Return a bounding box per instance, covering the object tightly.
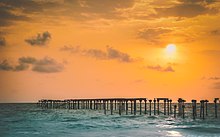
[25,31,51,46]
[14,63,29,71]
[0,60,14,71]
[147,65,175,72]
[32,57,64,73]
[60,45,80,53]
[138,28,173,43]
[213,82,220,89]
[0,37,6,46]
[60,45,137,63]
[154,0,218,18]
[84,46,137,62]
[209,77,220,80]
[0,59,29,71]
[18,56,37,64]
[0,0,218,28]
[0,0,135,27]
[83,46,135,62]
[83,48,107,59]
[202,76,220,80]
[163,66,175,72]
[0,0,62,26]
[135,0,219,21]
[106,46,134,62]
[210,29,220,35]
[147,65,162,71]
[0,5,30,26]
[62,0,135,20]
[180,0,216,4]
[0,57,64,73]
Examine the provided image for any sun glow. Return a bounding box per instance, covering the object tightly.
[166,44,176,54]
[164,44,177,59]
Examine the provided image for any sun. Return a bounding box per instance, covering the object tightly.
[164,44,177,59]
[165,44,176,54]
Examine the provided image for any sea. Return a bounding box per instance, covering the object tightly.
[0,103,220,137]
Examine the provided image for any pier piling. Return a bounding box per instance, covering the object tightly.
[149,100,152,116]
[167,99,170,115]
[153,99,156,115]
[164,99,166,115]
[214,98,219,118]
[170,99,172,114]
[192,100,197,120]
[134,100,137,115]
[126,100,128,115]
[110,100,113,115]
[205,100,208,116]
[119,101,122,115]
[139,99,142,115]
[182,105,185,119]
[38,97,219,119]
[144,99,147,115]
[157,99,159,115]
[174,105,177,118]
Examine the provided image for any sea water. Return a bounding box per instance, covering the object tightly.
[0,103,220,137]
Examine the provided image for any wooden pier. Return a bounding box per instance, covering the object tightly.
[37,97,220,119]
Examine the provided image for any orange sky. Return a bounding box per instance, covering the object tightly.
[0,0,220,102]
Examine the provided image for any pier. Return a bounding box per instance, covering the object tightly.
[37,97,220,119]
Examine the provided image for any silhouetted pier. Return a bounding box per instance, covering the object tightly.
[37,97,220,119]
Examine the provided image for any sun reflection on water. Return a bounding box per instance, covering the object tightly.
[167,131,182,136]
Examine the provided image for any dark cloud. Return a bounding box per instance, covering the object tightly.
[209,77,220,80]
[0,0,218,27]
[0,0,135,27]
[147,65,175,72]
[0,6,30,26]
[63,0,135,20]
[0,57,64,73]
[201,76,220,80]
[210,29,220,35]
[163,66,175,72]
[138,28,173,43]
[18,56,37,64]
[78,0,134,13]
[0,60,14,71]
[147,65,162,71]
[32,57,64,73]
[13,56,36,71]
[84,46,136,62]
[0,0,61,26]
[14,63,29,71]
[0,0,61,13]
[60,45,80,53]
[154,0,218,18]
[25,31,51,46]
[106,46,134,62]
[213,82,220,89]
[0,59,29,71]
[60,45,137,63]
[0,37,6,46]
[84,49,107,59]
[181,0,216,4]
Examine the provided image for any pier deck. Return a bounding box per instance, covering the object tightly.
[37,98,220,119]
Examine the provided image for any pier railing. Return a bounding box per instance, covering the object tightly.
[37,98,220,119]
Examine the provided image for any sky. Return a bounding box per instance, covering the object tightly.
[0,0,220,102]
